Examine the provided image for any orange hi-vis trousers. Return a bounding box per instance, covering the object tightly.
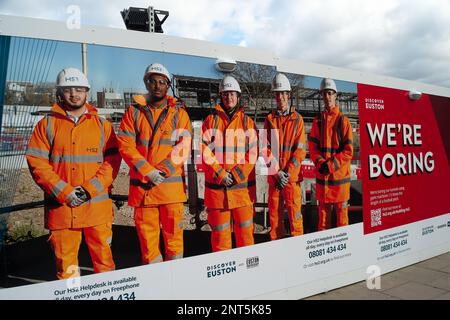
[268,182,303,240]
[207,205,254,252]
[134,203,184,264]
[49,223,115,280]
[318,201,349,231]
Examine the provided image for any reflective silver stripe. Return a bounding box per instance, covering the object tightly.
[292,116,300,141]
[315,156,325,166]
[295,211,302,221]
[166,253,183,260]
[247,141,258,151]
[132,106,140,132]
[117,130,135,138]
[297,142,306,149]
[239,219,253,229]
[316,178,351,186]
[90,177,103,193]
[162,159,176,175]
[213,114,219,130]
[50,155,104,163]
[214,222,230,232]
[26,148,49,158]
[80,193,110,205]
[234,167,245,181]
[342,201,349,209]
[162,176,184,183]
[137,138,150,146]
[282,145,293,152]
[52,180,67,198]
[98,117,105,152]
[135,159,147,171]
[46,115,54,145]
[172,109,179,132]
[291,157,300,167]
[149,255,163,264]
[333,158,339,171]
[214,167,224,179]
[159,138,174,146]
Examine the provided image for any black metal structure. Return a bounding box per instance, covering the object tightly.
[121,7,169,33]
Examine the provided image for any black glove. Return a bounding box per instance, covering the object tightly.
[318,161,330,175]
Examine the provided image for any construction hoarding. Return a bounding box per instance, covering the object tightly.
[0,15,449,300]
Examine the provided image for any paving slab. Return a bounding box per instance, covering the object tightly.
[376,272,411,292]
[394,265,447,283]
[416,257,450,271]
[427,274,450,291]
[383,282,446,300]
[432,292,450,300]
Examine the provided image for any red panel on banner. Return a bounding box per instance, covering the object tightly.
[358,84,450,234]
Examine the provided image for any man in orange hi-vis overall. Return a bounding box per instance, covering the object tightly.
[26,68,121,279]
[262,73,306,240]
[201,75,258,252]
[308,78,354,231]
[117,63,192,264]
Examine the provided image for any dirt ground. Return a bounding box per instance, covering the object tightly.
[5,167,271,241]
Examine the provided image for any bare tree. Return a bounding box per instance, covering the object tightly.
[284,73,305,112]
[232,63,305,121]
[232,62,275,121]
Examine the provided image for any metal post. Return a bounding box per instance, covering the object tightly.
[263,193,267,229]
[0,36,11,138]
[187,148,201,230]
[148,6,155,33]
[81,43,88,77]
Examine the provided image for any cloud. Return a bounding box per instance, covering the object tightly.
[1,0,449,88]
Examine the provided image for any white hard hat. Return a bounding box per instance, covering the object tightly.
[219,75,241,93]
[320,78,337,93]
[143,63,171,82]
[271,73,291,92]
[56,68,90,89]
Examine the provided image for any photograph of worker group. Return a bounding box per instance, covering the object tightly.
[25,63,355,280]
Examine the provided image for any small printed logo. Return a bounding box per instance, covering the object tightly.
[365,98,385,110]
[246,256,259,269]
[65,76,79,82]
[206,261,237,278]
[422,226,434,236]
[86,147,98,153]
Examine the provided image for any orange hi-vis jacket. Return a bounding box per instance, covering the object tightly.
[26,103,121,230]
[201,104,258,210]
[262,110,306,184]
[117,95,193,207]
[308,105,353,203]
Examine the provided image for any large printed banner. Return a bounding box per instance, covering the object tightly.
[358,84,450,234]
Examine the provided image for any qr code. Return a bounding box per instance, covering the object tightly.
[371,208,382,227]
